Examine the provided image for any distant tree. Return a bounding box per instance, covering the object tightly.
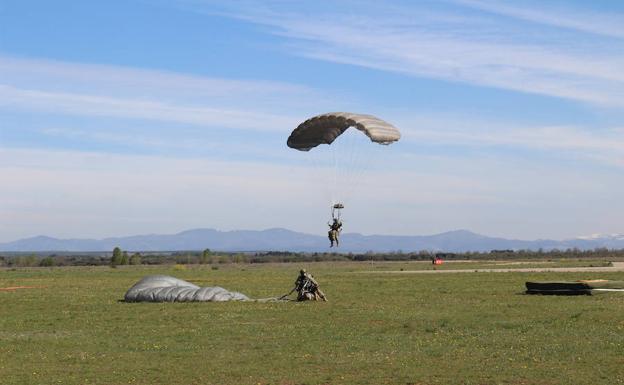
[129,252,141,265]
[200,249,211,264]
[111,247,122,266]
[120,251,129,265]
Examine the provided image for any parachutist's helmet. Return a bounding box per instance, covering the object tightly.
[300,269,306,275]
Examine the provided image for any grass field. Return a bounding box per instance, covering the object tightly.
[1,261,624,385]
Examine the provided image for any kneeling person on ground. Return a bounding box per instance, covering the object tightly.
[293,269,327,301]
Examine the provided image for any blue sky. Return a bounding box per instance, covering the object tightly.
[1,0,624,242]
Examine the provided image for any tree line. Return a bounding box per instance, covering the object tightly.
[1,247,624,267]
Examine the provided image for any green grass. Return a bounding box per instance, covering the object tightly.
[1,262,624,385]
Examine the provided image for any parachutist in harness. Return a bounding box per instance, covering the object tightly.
[328,203,343,247]
[283,269,327,301]
[328,219,342,247]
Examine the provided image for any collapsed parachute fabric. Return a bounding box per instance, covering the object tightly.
[287,112,401,151]
[124,275,250,302]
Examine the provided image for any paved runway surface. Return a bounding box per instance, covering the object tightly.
[361,262,624,274]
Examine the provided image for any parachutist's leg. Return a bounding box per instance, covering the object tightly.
[329,230,335,247]
[298,292,314,301]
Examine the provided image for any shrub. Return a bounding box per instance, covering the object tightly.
[130,253,142,265]
[39,256,55,267]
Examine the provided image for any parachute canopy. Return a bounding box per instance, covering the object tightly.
[526,280,624,295]
[287,112,401,151]
[124,275,250,302]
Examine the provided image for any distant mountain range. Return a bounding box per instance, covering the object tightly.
[1,228,624,253]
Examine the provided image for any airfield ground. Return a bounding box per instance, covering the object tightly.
[1,260,623,385]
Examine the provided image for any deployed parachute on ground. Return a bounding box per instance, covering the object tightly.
[124,275,250,302]
[288,112,401,221]
[526,280,624,295]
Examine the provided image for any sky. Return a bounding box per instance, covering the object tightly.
[1,0,624,242]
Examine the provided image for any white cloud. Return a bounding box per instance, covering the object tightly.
[0,55,337,131]
[397,115,624,161]
[3,54,623,169]
[192,1,624,107]
[0,84,295,131]
[0,55,315,102]
[456,0,624,39]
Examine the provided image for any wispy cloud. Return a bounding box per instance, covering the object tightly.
[0,55,333,131]
[396,114,624,168]
[3,54,623,171]
[0,84,295,131]
[456,0,624,39]
[0,55,315,102]
[400,115,624,151]
[188,1,624,107]
[36,125,296,162]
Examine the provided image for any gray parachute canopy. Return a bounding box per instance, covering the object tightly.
[287,112,401,151]
[124,275,249,302]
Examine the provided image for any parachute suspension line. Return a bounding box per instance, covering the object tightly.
[345,129,366,200]
[339,129,356,206]
[331,128,358,210]
[330,128,353,207]
[333,128,379,209]
[307,139,347,216]
[331,142,340,206]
